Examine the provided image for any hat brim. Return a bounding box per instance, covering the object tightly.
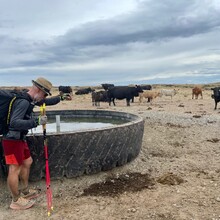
[32,80,52,96]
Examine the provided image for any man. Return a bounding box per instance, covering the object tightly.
[2,77,61,210]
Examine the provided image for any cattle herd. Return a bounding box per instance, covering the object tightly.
[57,84,220,110]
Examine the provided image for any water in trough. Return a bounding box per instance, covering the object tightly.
[31,117,128,133]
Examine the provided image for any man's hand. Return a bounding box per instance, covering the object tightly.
[38,115,47,125]
[60,94,72,101]
[60,95,66,101]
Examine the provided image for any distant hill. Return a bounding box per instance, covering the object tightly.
[1,82,220,91]
[149,82,220,90]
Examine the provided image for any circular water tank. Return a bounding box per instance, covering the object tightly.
[1,110,144,181]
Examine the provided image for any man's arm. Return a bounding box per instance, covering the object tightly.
[36,96,61,106]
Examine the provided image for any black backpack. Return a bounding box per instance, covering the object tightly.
[0,89,31,135]
[0,141,7,178]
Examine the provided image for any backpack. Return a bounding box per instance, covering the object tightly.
[0,89,31,135]
[0,141,8,178]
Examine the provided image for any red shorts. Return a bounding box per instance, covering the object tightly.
[2,139,31,165]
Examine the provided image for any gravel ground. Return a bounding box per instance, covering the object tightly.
[1,86,220,220]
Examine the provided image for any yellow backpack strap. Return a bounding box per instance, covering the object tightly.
[7,97,17,125]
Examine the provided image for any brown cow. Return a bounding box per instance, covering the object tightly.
[139,90,161,104]
[192,86,203,99]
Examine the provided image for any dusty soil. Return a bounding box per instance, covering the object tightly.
[1,85,220,220]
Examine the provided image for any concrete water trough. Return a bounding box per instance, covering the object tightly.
[1,110,144,181]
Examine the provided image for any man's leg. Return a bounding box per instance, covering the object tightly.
[19,156,33,190]
[19,156,41,199]
[3,140,36,209]
[7,164,21,201]
[7,163,35,210]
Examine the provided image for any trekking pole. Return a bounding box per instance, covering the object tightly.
[40,103,53,216]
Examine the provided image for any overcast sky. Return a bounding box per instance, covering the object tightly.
[0,0,220,86]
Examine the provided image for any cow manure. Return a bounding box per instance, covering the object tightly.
[207,120,216,124]
[170,141,184,147]
[157,173,184,185]
[178,104,184,107]
[192,115,202,118]
[185,111,192,114]
[207,138,220,143]
[81,172,155,197]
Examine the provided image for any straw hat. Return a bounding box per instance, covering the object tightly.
[32,77,52,95]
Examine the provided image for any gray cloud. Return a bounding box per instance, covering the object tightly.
[0,0,220,86]
[54,0,220,46]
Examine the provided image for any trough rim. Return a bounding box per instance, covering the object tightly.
[32,109,144,136]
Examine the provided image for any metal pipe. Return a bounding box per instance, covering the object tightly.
[56,115,60,133]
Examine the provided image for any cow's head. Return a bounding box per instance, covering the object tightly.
[157,92,162,97]
[135,85,143,93]
[211,87,220,97]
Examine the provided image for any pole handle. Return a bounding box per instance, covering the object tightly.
[40,103,46,130]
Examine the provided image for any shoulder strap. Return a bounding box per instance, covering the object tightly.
[7,96,17,125]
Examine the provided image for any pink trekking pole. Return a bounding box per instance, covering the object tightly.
[40,103,53,216]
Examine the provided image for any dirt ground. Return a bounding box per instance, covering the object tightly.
[1,85,220,220]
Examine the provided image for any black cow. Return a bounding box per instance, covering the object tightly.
[75,87,94,95]
[101,83,115,90]
[92,91,109,106]
[140,85,152,90]
[211,87,220,110]
[107,85,143,106]
[58,86,73,95]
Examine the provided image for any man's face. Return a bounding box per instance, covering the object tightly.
[33,89,48,102]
